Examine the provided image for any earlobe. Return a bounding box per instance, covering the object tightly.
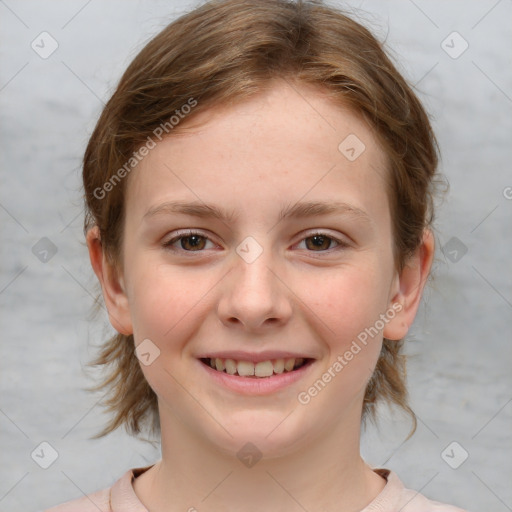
[86,226,133,336]
[383,229,435,341]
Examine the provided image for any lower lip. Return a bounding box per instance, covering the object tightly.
[197,359,315,395]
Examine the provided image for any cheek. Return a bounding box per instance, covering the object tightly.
[299,265,387,408]
[125,262,214,395]
[124,257,210,344]
[304,261,389,356]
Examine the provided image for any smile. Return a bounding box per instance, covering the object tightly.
[200,357,311,378]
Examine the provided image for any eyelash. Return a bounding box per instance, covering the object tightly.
[162,229,349,255]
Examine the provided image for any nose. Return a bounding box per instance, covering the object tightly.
[217,247,293,332]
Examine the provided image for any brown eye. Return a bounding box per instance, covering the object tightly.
[163,231,214,252]
[179,234,207,251]
[304,234,338,251]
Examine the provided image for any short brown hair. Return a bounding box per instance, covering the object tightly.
[84,0,439,439]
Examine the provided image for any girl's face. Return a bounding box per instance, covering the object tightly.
[100,80,426,457]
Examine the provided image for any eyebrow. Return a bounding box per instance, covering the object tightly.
[143,199,372,225]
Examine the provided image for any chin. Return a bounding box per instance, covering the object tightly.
[205,412,311,461]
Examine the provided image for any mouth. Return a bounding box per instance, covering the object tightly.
[199,357,313,378]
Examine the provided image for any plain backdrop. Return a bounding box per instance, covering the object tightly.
[0,1,511,511]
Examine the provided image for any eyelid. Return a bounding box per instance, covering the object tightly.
[162,229,219,251]
[162,228,350,254]
[293,230,351,251]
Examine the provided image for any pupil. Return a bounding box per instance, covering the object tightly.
[182,235,204,250]
[308,235,329,250]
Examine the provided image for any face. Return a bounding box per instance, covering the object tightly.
[101,80,418,457]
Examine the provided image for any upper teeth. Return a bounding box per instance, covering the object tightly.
[208,357,304,377]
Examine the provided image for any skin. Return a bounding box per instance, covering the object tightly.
[87,79,434,512]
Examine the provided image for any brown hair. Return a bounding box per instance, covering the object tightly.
[84,0,439,439]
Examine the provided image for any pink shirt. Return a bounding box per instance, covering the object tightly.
[43,466,468,512]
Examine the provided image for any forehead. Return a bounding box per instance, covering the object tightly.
[125,80,389,226]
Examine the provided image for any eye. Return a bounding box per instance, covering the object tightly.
[162,230,349,255]
[296,232,348,252]
[162,230,216,252]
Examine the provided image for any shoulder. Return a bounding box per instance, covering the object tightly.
[398,484,468,512]
[366,468,469,512]
[41,465,153,512]
[42,487,111,512]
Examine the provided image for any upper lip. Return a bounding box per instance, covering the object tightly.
[197,351,315,363]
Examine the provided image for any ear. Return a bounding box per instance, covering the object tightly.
[383,229,435,341]
[86,226,133,336]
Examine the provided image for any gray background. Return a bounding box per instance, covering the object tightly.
[1,1,511,510]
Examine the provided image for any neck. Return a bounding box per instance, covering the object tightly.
[133,404,386,512]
